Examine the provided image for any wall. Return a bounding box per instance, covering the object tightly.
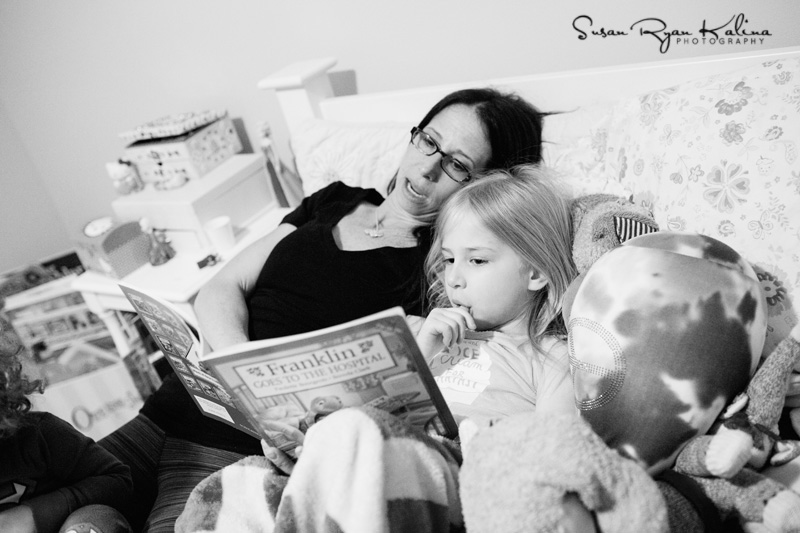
[1,0,798,272]
[0,100,72,273]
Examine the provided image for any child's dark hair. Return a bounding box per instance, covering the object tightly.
[0,337,44,439]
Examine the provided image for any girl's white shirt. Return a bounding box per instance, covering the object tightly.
[407,316,575,426]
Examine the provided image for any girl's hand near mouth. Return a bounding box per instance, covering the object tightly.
[416,306,476,359]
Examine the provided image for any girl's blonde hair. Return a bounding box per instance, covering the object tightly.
[425,165,577,347]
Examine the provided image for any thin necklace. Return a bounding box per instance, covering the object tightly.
[365,209,384,238]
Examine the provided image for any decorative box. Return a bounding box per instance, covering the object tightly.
[119,110,226,143]
[124,115,242,183]
[111,154,278,253]
[73,219,151,279]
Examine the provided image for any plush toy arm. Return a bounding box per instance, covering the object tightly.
[689,469,800,532]
[675,429,753,478]
[784,326,800,438]
[771,439,800,466]
[706,425,756,477]
[747,332,800,429]
[675,435,717,477]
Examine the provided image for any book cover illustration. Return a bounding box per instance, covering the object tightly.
[119,284,261,439]
[119,284,456,453]
[203,308,458,453]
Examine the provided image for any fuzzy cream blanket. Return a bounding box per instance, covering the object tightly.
[176,406,463,533]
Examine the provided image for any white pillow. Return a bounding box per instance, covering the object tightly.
[290,119,412,197]
[542,104,629,198]
[293,112,631,200]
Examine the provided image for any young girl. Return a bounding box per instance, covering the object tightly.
[0,328,133,533]
[264,165,578,463]
[415,165,578,426]
[177,167,580,533]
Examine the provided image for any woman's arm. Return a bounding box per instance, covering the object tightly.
[194,223,296,351]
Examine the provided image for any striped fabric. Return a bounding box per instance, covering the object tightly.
[613,215,658,244]
[176,407,463,533]
[98,414,249,533]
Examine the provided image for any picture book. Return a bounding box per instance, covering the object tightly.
[118,284,458,455]
[118,284,261,440]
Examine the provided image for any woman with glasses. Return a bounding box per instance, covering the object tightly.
[98,88,547,532]
[198,88,546,350]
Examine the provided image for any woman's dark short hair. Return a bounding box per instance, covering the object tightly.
[417,88,546,170]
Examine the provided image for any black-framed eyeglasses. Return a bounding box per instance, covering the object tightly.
[410,127,474,183]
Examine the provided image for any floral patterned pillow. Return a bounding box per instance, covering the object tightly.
[604,57,800,356]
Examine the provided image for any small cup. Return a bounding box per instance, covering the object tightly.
[204,216,236,253]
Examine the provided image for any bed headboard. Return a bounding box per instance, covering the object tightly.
[258,49,800,365]
[259,46,800,134]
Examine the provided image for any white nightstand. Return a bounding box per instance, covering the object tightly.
[72,206,291,354]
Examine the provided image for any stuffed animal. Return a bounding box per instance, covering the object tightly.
[460,411,672,533]
[672,322,800,532]
[562,194,658,314]
[570,201,800,531]
[461,194,800,532]
[566,228,800,532]
[569,193,659,276]
[567,231,767,474]
[460,194,686,532]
